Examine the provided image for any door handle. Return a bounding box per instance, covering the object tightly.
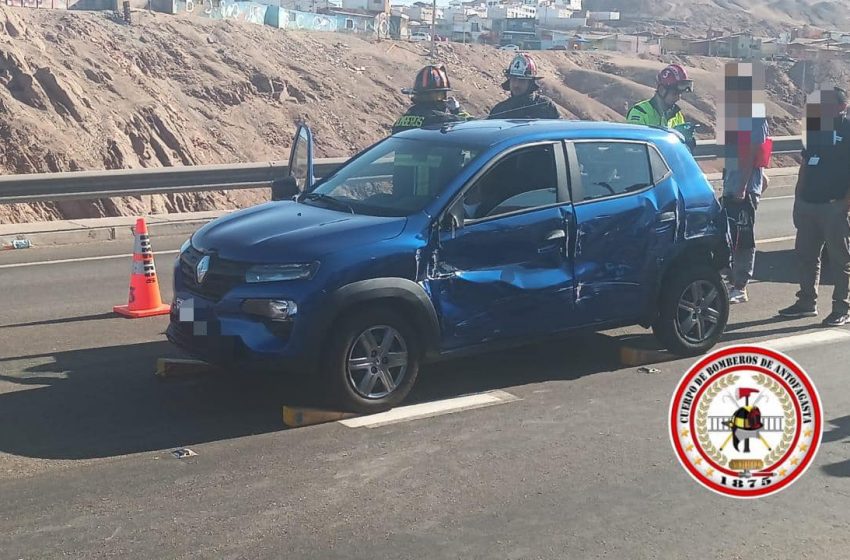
[657,211,676,223]
[545,229,566,241]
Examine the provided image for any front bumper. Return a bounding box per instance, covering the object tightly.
[166,290,317,374]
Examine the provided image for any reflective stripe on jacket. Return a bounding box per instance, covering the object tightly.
[627,98,685,128]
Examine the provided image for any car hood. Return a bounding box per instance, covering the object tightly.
[191,201,407,262]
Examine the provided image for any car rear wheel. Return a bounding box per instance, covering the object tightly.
[653,266,729,357]
[325,307,421,414]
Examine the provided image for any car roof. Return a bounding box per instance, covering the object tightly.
[394,119,679,148]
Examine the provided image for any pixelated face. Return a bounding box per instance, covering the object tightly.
[806,89,847,131]
[803,88,848,147]
[717,62,767,144]
[509,77,532,97]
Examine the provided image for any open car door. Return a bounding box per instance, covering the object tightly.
[272,124,315,200]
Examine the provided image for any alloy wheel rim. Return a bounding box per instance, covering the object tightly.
[346,325,409,399]
[676,280,722,344]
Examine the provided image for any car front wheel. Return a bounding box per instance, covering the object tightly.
[325,307,421,414]
[653,266,729,357]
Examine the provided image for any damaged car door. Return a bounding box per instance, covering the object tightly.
[568,139,679,325]
[427,142,576,350]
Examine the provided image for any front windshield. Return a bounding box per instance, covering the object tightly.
[306,137,482,217]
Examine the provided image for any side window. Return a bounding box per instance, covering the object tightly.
[648,145,671,184]
[573,142,653,202]
[462,145,558,220]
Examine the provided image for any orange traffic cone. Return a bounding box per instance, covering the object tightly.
[113,217,171,318]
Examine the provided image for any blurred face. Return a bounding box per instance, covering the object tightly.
[414,90,447,104]
[717,62,768,146]
[510,77,532,97]
[815,93,847,120]
[658,86,682,108]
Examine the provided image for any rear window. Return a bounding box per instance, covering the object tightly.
[648,145,671,184]
[574,142,653,202]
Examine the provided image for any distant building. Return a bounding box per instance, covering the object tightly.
[586,11,618,21]
[727,33,763,58]
[487,2,536,20]
[341,0,389,14]
[494,16,538,48]
[536,5,583,29]
[448,12,487,42]
[659,35,689,55]
[389,12,409,39]
[328,9,388,35]
[288,0,337,12]
[407,2,442,23]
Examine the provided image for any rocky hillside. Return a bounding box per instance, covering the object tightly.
[0,6,812,224]
[586,0,850,33]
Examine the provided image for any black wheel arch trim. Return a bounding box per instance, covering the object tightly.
[313,278,441,359]
[639,235,730,327]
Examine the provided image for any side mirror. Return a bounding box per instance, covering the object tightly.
[441,200,465,233]
[442,213,460,231]
[271,176,299,201]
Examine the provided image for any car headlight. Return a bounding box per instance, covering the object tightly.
[241,299,298,321]
[245,263,318,283]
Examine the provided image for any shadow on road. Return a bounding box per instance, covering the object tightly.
[720,322,824,343]
[0,312,117,329]
[754,248,836,287]
[410,332,621,404]
[0,341,321,461]
[0,333,622,461]
[821,415,850,479]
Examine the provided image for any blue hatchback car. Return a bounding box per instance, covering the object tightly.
[167,120,731,413]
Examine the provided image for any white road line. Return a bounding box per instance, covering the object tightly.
[339,390,520,428]
[0,249,180,269]
[758,235,795,244]
[747,329,850,352]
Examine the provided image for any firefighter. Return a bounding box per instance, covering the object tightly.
[487,53,560,120]
[627,63,693,129]
[392,65,471,134]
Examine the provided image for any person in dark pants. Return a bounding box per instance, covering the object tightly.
[392,65,471,134]
[720,62,772,304]
[778,87,850,326]
[487,53,560,120]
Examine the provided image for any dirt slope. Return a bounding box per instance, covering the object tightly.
[586,0,850,33]
[0,7,807,224]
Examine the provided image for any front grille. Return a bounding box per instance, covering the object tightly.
[179,246,247,301]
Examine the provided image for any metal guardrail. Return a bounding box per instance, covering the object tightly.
[0,158,348,204]
[0,137,802,204]
[692,135,802,159]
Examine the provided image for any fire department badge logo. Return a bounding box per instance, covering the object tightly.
[670,345,823,498]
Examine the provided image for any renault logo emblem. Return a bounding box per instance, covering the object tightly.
[196,255,210,284]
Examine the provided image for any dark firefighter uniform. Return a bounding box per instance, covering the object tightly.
[392,103,469,134]
[487,53,560,120]
[488,92,559,120]
[392,64,471,134]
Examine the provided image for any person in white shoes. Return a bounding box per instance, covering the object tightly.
[719,62,772,304]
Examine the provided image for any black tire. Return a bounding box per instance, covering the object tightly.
[653,265,729,357]
[323,307,421,414]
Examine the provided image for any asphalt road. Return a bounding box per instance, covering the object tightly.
[2,192,850,559]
